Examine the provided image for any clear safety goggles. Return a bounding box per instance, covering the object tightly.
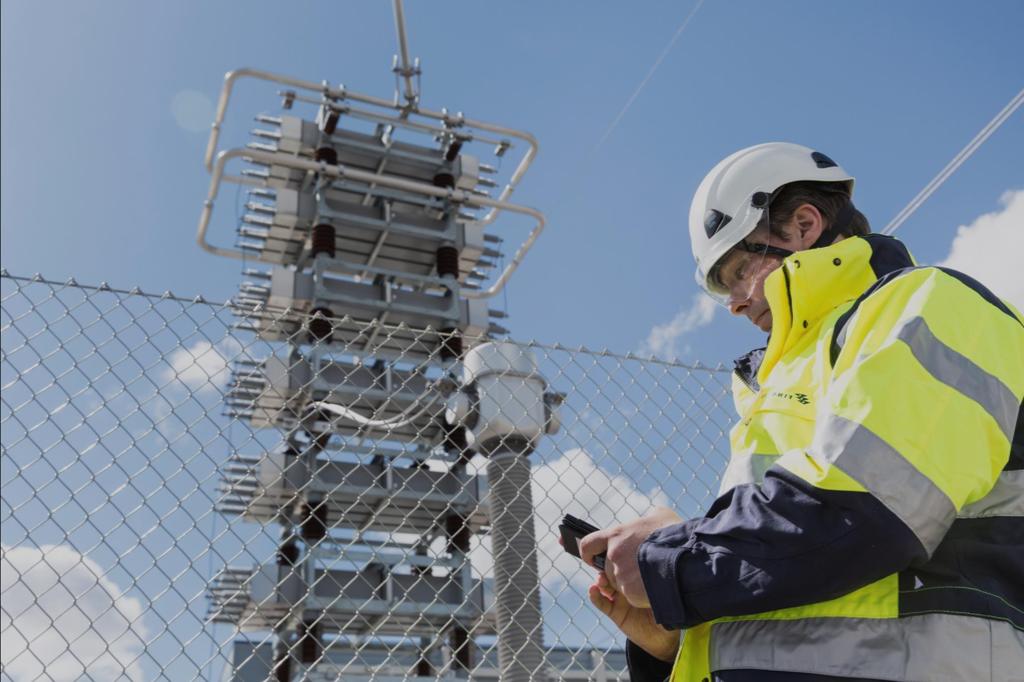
[699,240,772,306]
[696,194,792,307]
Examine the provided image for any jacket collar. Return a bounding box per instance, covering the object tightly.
[750,234,914,385]
[733,347,766,392]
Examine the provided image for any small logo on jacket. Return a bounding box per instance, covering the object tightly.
[771,391,810,405]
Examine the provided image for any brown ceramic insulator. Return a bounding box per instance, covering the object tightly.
[300,500,328,542]
[276,539,299,566]
[451,627,472,671]
[311,223,336,258]
[313,146,338,165]
[311,428,332,452]
[321,110,340,135]
[442,423,472,465]
[298,620,322,663]
[439,327,463,361]
[436,246,460,278]
[445,140,464,162]
[307,307,334,344]
[445,513,471,554]
[273,651,291,682]
[432,172,455,189]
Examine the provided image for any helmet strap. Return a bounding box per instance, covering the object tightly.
[736,240,795,260]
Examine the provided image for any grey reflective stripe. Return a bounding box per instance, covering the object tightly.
[959,470,1024,518]
[834,317,851,356]
[813,415,956,554]
[897,315,1020,442]
[718,452,778,494]
[709,613,1024,681]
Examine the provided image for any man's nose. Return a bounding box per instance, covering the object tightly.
[728,293,750,316]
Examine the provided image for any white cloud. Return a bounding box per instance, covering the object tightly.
[161,338,240,395]
[532,449,670,588]
[1,544,149,682]
[639,293,717,360]
[938,189,1023,311]
[171,89,214,133]
[468,450,669,590]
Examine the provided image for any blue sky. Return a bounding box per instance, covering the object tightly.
[2,2,1023,678]
[3,0,1022,364]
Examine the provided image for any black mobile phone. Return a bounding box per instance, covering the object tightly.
[559,514,606,570]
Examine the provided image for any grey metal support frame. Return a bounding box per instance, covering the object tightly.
[199,146,544,300]
[198,61,544,300]
[203,67,538,224]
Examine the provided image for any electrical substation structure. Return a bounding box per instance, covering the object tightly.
[199,3,563,680]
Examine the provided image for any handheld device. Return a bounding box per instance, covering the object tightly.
[559,514,606,570]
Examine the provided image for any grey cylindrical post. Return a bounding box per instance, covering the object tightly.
[487,447,547,682]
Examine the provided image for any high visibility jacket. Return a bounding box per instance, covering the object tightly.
[633,235,1024,681]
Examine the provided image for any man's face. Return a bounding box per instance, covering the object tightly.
[713,221,808,333]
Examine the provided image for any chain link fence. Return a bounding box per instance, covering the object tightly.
[1,271,733,681]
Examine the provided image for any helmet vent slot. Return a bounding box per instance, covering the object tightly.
[811,151,838,169]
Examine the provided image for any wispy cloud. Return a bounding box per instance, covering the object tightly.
[639,293,717,360]
[532,449,670,588]
[938,189,1023,311]
[1,544,149,682]
[161,338,240,396]
[468,450,669,590]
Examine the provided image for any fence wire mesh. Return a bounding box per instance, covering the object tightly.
[1,271,734,682]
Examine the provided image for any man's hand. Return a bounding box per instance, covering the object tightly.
[579,506,683,608]
[588,572,679,663]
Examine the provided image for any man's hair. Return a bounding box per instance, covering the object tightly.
[764,180,871,238]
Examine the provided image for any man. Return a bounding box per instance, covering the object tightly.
[580,142,1024,681]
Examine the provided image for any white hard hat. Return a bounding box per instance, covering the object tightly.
[689,142,854,298]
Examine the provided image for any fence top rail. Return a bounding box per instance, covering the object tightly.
[0,268,732,374]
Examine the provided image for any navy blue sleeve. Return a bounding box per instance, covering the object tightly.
[637,467,927,629]
[625,640,672,682]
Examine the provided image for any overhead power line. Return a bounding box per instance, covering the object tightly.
[588,0,707,158]
[882,86,1024,235]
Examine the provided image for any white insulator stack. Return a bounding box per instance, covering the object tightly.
[487,451,548,682]
[448,341,562,682]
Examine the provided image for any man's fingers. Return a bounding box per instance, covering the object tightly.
[587,584,613,615]
[588,584,629,629]
[604,564,619,593]
[579,530,609,568]
[596,571,613,592]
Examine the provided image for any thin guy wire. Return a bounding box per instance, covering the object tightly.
[588,0,707,159]
[882,86,1024,235]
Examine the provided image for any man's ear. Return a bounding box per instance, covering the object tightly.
[793,204,825,248]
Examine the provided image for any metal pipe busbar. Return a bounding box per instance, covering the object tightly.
[198,147,545,300]
[203,68,537,226]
